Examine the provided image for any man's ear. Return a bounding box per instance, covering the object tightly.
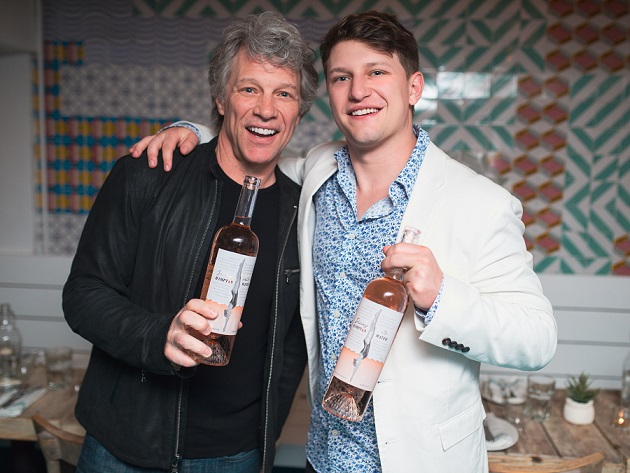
[409,72,424,106]
[216,97,225,115]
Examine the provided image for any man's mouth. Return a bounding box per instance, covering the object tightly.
[248,126,278,136]
[350,108,380,116]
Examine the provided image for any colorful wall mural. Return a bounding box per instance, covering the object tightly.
[39,0,630,275]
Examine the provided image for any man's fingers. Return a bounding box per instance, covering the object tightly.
[179,133,201,156]
[145,134,168,168]
[159,132,188,171]
[130,127,199,171]
[165,302,217,366]
[176,303,213,335]
[129,135,156,158]
[165,337,212,367]
[186,299,219,319]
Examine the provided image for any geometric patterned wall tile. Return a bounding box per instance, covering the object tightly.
[46,213,86,255]
[467,16,521,46]
[37,0,630,276]
[569,75,628,127]
[571,127,629,155]
[603,1,629,18]
[563,229,603,260]
[559,254,614,275]
[411,19,467,47]
[533,255,561,273]
[548,22,573,44]
[613,260,630,276]
[61,63,212,124]
[615,235,630,257]
[616,183,630,233]
[536,231,562,253]
[602,23,627,46]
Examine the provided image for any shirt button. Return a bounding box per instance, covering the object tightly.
[333,310,340,318]
[331,429,339,436]
[340,271,346,278]
[348,233,355,239]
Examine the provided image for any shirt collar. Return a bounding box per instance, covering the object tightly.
[333,124,429,202]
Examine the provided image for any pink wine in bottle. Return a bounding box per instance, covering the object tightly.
[190,175,260,366]
[322,226,421,421]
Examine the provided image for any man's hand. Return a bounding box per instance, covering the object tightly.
[130,127,200,172]
[164,299,218,367]
[381,243,443,311]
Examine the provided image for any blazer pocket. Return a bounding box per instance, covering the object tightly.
[437,400,484,451]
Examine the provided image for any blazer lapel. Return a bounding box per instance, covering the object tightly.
[400,141,447,244]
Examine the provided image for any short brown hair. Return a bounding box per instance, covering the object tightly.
[320,11,420,78]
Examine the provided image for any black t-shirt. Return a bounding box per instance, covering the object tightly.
[184,168,279,458]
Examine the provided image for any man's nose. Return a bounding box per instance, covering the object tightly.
[253,94,277,118]
[349,77,369,100]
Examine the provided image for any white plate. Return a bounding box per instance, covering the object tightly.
[481,377,526,405]
[485,414,519,451]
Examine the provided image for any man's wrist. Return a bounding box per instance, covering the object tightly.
[160,121,202,141]
[415,278,444,325]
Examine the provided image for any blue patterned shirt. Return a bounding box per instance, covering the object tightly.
[307,126,431,472]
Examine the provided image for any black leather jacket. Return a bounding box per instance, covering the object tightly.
[63,140,306,472]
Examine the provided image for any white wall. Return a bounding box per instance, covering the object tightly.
[0,0,39,254]
[0,254,89,355]
[0,54,36,254]
[481,274,630,390]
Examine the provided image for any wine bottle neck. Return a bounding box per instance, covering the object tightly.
[232,216,252,227]
[383,226,421,281]
[386,268,405,281]
[232,176,261,226]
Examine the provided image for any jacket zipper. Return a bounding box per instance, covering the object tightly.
[170,378,184,472]
[261,204,298,471]
[170,182,220,473]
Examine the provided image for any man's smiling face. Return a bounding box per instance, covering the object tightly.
[325,40,423,154]
[216,48,301,174]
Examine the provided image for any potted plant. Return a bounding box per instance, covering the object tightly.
[563,372,599,425]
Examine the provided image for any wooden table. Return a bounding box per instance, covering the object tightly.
[485,389,630,473]
[0,366,85,442]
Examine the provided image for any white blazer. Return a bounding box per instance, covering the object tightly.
[279,140,557,472]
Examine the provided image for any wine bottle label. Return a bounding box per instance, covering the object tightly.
[332,298,404,391]
[205,249,256,335]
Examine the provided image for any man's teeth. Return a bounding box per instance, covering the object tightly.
[351,108,379,116]
[249,127,277,136]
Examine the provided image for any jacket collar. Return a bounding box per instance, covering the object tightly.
[399,141,447,244]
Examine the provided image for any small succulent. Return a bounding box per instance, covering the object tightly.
[566,372,599,403]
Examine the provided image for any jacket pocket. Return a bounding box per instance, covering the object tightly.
[437,400,484,451]
[284,267,300,284]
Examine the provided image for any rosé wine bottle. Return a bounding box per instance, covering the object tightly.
[189,175,260,366]
[322,226,421,421]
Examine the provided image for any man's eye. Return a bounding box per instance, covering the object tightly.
[332,76,348,83]
[372,70,383,76]
[243,87,255,93]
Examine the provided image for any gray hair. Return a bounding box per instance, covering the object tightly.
[209,11,318,131]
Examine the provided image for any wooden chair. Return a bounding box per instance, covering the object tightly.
[32,414,84,473]
[488,452,605,473]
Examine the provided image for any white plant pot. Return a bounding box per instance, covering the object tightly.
[563,397,595,425]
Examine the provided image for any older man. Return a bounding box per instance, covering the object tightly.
[63,12,317,473]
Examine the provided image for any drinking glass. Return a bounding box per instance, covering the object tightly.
[523,374,555,422]
[612,405,630,429]
[45,346,72,390]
